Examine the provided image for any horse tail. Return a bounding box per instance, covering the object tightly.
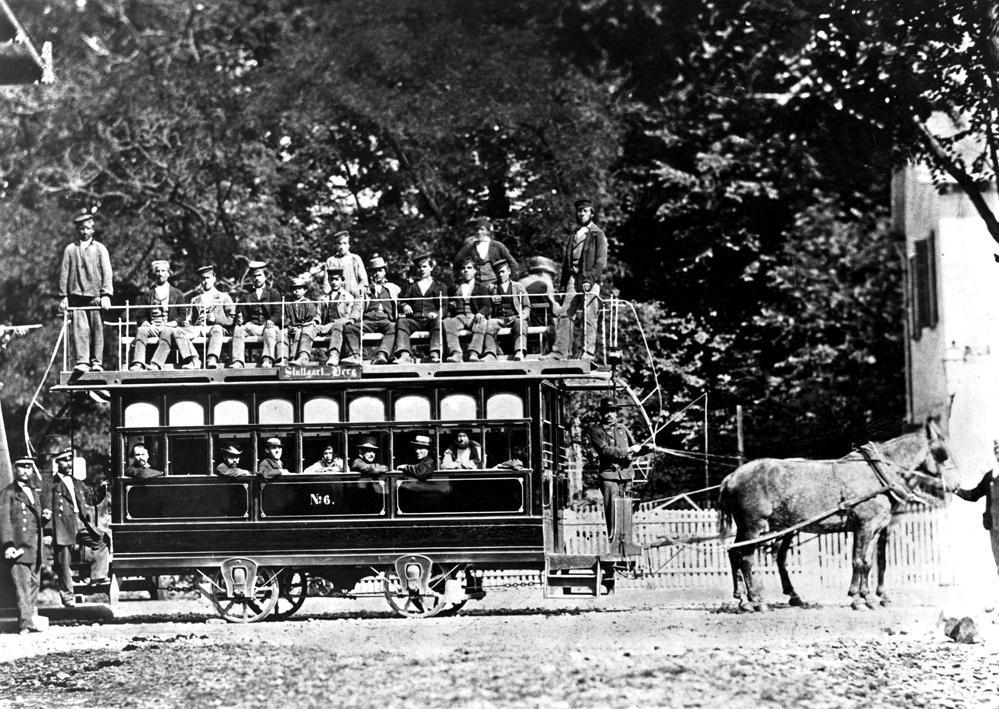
[718,474,734,537]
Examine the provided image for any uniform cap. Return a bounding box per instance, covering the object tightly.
[73,209,96,224]
[573,198,593,209]
[491,258,510,271]
[412,252,433,266]
[247,260,268,272]
[265,437,283,448]
[412,434,432,448]
[527,256,557,275]
[13,456,35,466]
[333,230,350,241]
[473,216,492,231]
[368,254,388,270]
[598,397,622,413]
[357,436,379,450]
[53,448,74,462]
[221,444,242,456]
[197,265,216,276]
[326,266,345,277]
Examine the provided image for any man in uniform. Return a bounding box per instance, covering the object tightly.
[342,254,399,366]
[285,276,320,365]
[587,398,651,533]
[124,443,165,479]
[49,448,110,606]
[440,431,484,470]
[214,444,252,478]
[350,437,390,477]
[258,438,290,480]
[393,253,446,364]
[232,261,282,368]
[397,434,436,480]
[549,198,607,361]
[303,443,345,474]
[298,267,360,367]
[955,439,999,587]
[453,217,519,287]
[1,457,48,634]
[155,264,235,369]
[443,258,490,363]
[58,209,114,373]
[129,260,185,370]
[482,259,529,361]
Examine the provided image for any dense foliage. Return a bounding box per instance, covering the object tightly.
[0,0,916,490]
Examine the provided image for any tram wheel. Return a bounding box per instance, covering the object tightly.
[208,567,280,623]
[382,564,465,619]
[270,569,308,621]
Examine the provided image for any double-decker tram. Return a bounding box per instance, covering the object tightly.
[52,296,653,621]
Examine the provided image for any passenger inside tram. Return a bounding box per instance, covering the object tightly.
[396,433,435,480]
[214,444,252,478]
[303,443,345,474]
[349,436,389,477]
[124,443,164,479]
[257,437,289,480]
[440,430,484,470]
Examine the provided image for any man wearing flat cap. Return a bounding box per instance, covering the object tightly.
[58,209,114,373]
[350,437,390,477]
[343,254,400,365]
[232,261,283,368]
[954,439,999,587]
[49,448,110,606]
[258,438,290,480]
[483,259,529,361]
[549,198,607,361]
[588,398,652,534]
[443,258,490,363]
[163,265,235,369]
[215,444,252,478]
[316,230,368,298]
[129,259,185,371]
[286,276,321,365]
[1,457,47,633]
[393,253,446,364]
[453,217,519,287]
[299,266,361,366]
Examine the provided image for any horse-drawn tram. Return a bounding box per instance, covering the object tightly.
[52,298,647,621]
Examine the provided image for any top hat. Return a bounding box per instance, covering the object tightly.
[526,256,557,275]
[412,434,432,448]
[221,444,243,456]
[368,254,388,270]
[598,397,622,413]
[196,264,216,277]
[357,436,379,450]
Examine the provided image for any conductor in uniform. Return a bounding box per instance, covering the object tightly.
[1,457,48,634]
[587,398,651,534]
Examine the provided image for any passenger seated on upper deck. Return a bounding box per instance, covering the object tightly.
[285,276,320,366]
[453,217,519,288]
[517,256,560,329]
[342,254,399,366]
[483,259,528,362]
[396,434,436,481]
[124,444,164,479]
[440,431,484,470]
[350,437,389,477]
[299,267,360,367]
[129,259,185,371]
[257,437,290,480]
[443,259,490,363]
[214,444,252,478]
[303,443,345,474]
[160,264,235,370]
[231,261,283,369]
[393,253,446,364]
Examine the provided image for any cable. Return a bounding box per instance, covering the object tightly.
[24,323,65,457]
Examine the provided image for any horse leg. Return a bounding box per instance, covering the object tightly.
[728,543,747,609]
[848,528,872,611]
[776,533,804,607]
[732,523,768,612]
[875,527,891,606]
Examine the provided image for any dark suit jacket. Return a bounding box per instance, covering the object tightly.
[454,239,519,283]
[399,456,436,481]
[350,457,390,477]
[399,279,448,319]
[447,282,491,317]
[587,422,635,482]
[361,283,398,321]
[137,284,186,327]
[560,222,607,291]
[239,286,283,327]
[956,471,999,530]
[50,474,87,545]
[125,464,165,480]
[0,482,43,567]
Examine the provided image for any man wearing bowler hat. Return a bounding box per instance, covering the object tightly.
[588,398,652,534]
[350,437,390,477]
[215,444,252,478]
[393,253,446,364]
[342,254,399,366]
[58,208,114,373]
[549,198,607,361]
[258,438,290,480]
[159,264,235,369]
[232,261,282,368]
[1,457,48,633]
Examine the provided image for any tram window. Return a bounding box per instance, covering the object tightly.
[439,428,486,469]
[346,430,389,471]
[486,392,524,420]
[394,394,431,422]
[257,432,298,474]
[168,399,206,427]
[211,434,252,476]
[259,398,294,425]
[123,435,163,475]
[301,432,346,474]
[303,396,340,424]
[123,401,159,428]
[167,434,210,476]
[348,395,386,423]
[485,426,529,469]
[392,431,437,470]
[440,392,477,421]
[214,399,250,426]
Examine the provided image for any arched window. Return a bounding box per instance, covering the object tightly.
[486,393,523,420]
[440,393,476,421]
[259,398,294,424]
[123,402,159,428]
[303,397,340,423]
[349,396,385,422]
[168,400,204,427]
[394,395,431,421]
[214,400,249,425]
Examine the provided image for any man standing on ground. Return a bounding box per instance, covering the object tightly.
[59,209,114,373]
[1,457,48,634]
[954,439,999,590]
[587,398,651,534]
[549,198,607,361]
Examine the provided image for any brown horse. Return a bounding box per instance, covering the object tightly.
[718,420,957,611]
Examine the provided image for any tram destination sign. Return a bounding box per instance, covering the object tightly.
[279,363,361,380]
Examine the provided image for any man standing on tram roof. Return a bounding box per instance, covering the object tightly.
[342,254,399,366]
[129,259,185,371]
[453,217,519,287]
[124,443,164,479]
[231,261,282,369]
[215,444,252,478]
[393,253,446,364]
[397,434,436,481]
[258,438,290,480]
[548,198,607,361]
[441,431,484,470]
[304,443,346,474]
[350,437,389,477]
[1,457,48,634]
[315,230,368,298]
[59,208,114,373]
[588,398,651,533]
[165,264,235,370]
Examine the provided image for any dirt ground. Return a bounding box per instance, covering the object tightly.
[1,586,997,708]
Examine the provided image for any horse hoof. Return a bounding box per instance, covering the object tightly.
[879,597,892,607]
[788,595,805,608]
[865,597,879,610]
[753,603,769,612]
[850,598,867,611]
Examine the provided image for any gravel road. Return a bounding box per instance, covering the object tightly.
[1,588,997,708]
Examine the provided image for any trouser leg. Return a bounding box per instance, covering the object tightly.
[11,563,40,630]
[230,325,248,364]
[329,318,350,353]
[261,322,277,360]
[601,480,625,535]
[510,315,526,353]
[427,317,442,355]
[443,316,464,357]
[582,284,600,357]
[394,317,417,355]
[88,307,105,366]
[54,543,75,603]
[298,323,317,358]
[131,323,161,366]
[469,316,487,355]
[990,530,999,579]
[79,531,110,580]
[69,295,96,366]
[483,318,502,356]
